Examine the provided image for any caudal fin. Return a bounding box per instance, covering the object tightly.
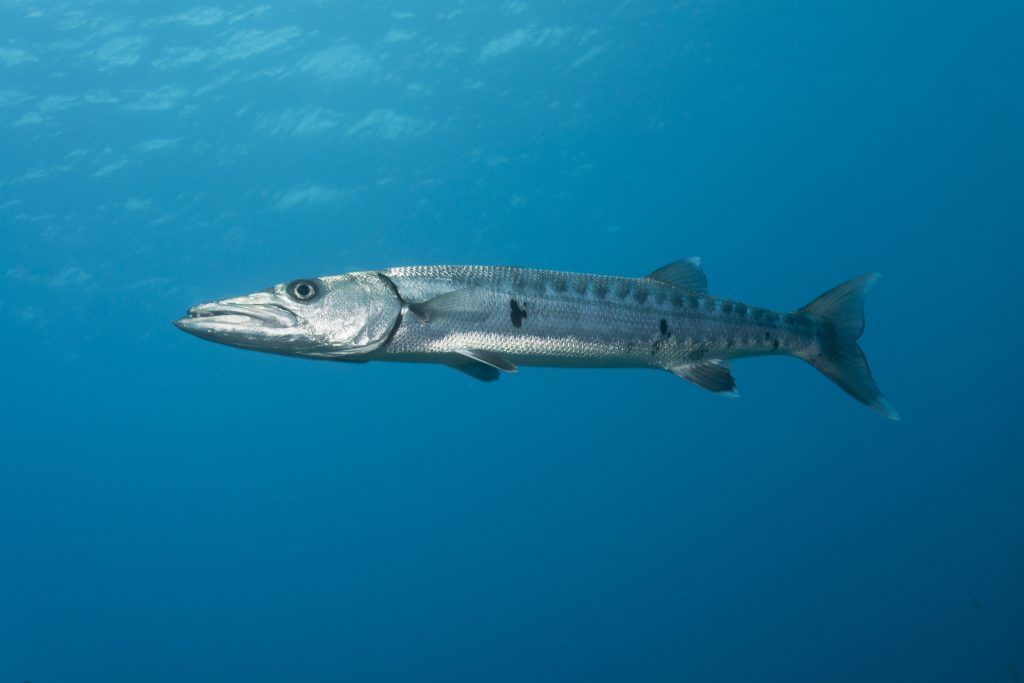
[800,273,899,420]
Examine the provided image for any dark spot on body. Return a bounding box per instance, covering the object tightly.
[734,304,747,317]
[510,298,526,328]
[634,288,649,304]
[593,283,608,299]
[616,284,630,299]
[772,338,780,350]
[721,301,733,314]
[671,293,686,307]
[660,318,669,336]
[553,278,567,292]
[764,332,771,341]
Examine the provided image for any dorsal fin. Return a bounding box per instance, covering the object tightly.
[646,257,708,292]
[408,287,486,322]
[670,360,738,396]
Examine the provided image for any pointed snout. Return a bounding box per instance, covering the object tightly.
[173,298,299,347]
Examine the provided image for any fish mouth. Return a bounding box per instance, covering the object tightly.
[174,302,298,336]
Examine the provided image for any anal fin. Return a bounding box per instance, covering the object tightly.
[455,348,517,373]
[670,360,738,396]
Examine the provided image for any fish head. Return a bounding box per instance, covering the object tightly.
[174,272,402,358]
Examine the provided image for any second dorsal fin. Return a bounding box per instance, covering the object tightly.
[646,257,708,292]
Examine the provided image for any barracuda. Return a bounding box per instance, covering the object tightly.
[174,259,898,419]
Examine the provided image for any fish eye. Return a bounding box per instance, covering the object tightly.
[287,279,320,302]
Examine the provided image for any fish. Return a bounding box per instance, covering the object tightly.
[174,259,898,419]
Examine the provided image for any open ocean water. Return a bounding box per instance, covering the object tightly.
[1,1,1022,681]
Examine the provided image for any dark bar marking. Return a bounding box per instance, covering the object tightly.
[510,299,527,328]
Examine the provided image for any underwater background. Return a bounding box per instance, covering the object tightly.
[1,1,1022,681]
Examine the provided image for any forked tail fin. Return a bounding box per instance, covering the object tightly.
[800,273,899,420]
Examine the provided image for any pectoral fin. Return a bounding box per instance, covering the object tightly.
[408,287,486,322]
[455,348,518,373]
[670,360,738,396]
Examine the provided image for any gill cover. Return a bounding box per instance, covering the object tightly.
[312,272,403,356]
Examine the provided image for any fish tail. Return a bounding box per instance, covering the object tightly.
[799,273,899,420]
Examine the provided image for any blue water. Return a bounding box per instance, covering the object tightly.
[2,2,1022,681]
